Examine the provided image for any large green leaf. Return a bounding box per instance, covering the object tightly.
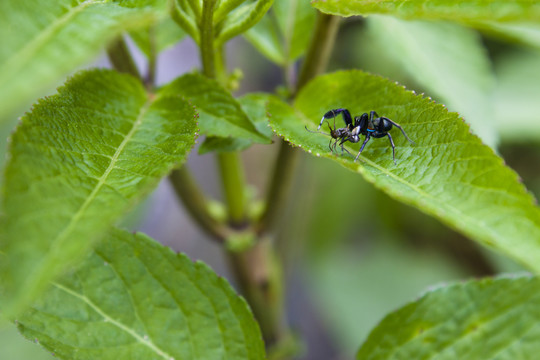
[0,0,166,122]
[0,69,197,316]
[366,16,497,147]
[357,276,540,359]
[311,0,540,49]
[161,73,271,145]
[311,0,540,23]
[17,228,266,360]
[267,70,540,272]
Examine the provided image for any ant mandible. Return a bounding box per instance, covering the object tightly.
[306,108,414,164]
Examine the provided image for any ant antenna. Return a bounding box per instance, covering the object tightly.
[305,125,331,137]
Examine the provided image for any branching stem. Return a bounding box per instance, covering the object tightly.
[169,166,229,241]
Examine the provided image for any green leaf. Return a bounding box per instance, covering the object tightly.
[311,0,540,23]
[169,0,199,42]
[366,16,497,147]
[161,73,271,145]
[214,0,246,24]
[0,324,55,360]
[308,244,464,358]
[0,0,164,122]
[238,92,276,139]
[17,228,266,360]
[268,70,540,272]
[494,49,540,141]
[198,92,275,153]
[215,0,274,46]
[480,22,540,49]
[0,69,197,316]
[244,0,315,64]
[357,276,540,359]
[130,17,186,58]
[272,0,316,61]
[244,13,286,65]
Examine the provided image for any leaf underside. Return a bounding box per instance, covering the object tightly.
[357,276,540,359]
[17,228,266,360]
[268,70,540,272]
[311,0,540,23]
[0,69,197,316]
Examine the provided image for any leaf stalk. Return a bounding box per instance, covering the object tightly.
[106,37,141,80]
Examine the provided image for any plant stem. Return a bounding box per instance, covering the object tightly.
[256,144,299,234]
[227,237,285,345]
[198,1,248,225]
[217,152,246,225]
[200,0,217,78]
[258,12,341,236]
[106,37,141,80]
[170,166,229,241]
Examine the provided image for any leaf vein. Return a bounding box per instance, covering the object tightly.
[52,282,173,359]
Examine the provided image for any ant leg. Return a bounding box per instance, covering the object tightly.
[339,139,353,157]
[330,138,340,154]
[387,133,396,165]
[369,111,379,122]
[380,117,415,144]
[354,134,371,162]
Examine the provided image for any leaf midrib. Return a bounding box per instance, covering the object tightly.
[52,282,173,359]
[49,98,152,252]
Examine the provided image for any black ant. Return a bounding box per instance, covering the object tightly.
[306,109,414,164]
[305,109,353,156]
